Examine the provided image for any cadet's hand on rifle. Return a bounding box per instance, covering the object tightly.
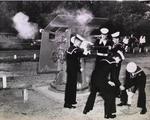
[83,50,90,55]
[108,46,112,50]
[113,57,121,63]
[119,85,125,91]
[108,81,115,86]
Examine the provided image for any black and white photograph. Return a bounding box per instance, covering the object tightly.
[0,0,149,120]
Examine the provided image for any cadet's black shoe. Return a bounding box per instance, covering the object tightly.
[72,101,77,104]
[83,109,89,114]
[64,104,76,109]
[140,108,147,114]
[117,103,127,106]
[109,114,116,118]
[104,115,109,119]
[104,114,116,119]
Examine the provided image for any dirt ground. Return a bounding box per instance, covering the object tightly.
[0,84,149,120]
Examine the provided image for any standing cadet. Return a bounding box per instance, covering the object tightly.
[64,34,92,109]
[87,28,113,96]
[111,32,125,80]
[111,32,125,96]
[64,35,83,109]
[88,28,113,91]
[82,28,111,114]
[118,62,147,114]
[83,56,122,119]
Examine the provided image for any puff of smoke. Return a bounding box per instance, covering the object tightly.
[12,12,38,40]
[75,9,93,26]
[75,9,94,38]
[54,8,93,26]
[52,7,94,40]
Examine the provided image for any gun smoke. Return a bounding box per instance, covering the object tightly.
[53,8,94,38]
[12,12,38,40]
[76,9,93,26]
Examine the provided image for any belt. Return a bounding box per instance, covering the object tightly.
[97,52,108,56]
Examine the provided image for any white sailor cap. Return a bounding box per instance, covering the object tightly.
[100,28,109,34]
[39,29,44,33]
[111,32,120,38]
[126,62,137,73]
[71,36,76,44]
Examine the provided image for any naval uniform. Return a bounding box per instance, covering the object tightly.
[111,42,125,80]
[83,58,121,117]
[89,37,114,83]
[64,45,83,107]
[120,66,147,109]
[90,38,114,87]
[93,37,113,61]
[83,37,114,113]
[111,42,125,96]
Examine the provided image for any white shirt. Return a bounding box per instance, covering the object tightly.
[123,37,129,44]
[99,39,107,46]
[139,36,146,44]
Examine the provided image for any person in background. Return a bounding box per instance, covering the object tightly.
[117,62,147,114]
[128,34,138,53]
[139,35,146,53]
[122,36,129,53]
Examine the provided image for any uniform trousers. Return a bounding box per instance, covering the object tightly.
[64,70,78,105]
[84,86,116,116]
[120,77,146,109]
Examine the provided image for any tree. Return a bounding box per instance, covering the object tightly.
[0,2,17,33]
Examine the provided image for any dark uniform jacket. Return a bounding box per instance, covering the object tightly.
[91,37,114,71]
[93,38,113,56]
[124,66,146,92]
[66,45,83,72]
[110,42,125,86]
[120,66,146,108]
[64,45,83,105]
[111,42,125,60]
[91,58,121,92]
